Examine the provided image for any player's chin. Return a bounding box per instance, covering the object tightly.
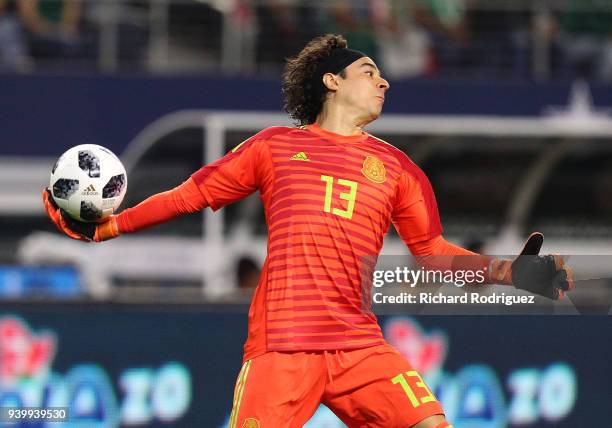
[359,107,382,125]
[367,109,382,122]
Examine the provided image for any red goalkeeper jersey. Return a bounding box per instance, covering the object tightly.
[191,124,442,360]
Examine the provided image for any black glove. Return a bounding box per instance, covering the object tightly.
[491,233,574,300]
[511,232,574,299]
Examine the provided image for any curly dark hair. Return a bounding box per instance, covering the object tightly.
[282,34,348,125]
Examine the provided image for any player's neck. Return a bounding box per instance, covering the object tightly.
[315,107,366,137]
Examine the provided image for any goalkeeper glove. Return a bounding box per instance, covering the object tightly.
[42,188,120,242]
[490,232,574,300]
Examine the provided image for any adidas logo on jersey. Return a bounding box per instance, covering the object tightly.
[82,184,98,195]
[290,151,310,161]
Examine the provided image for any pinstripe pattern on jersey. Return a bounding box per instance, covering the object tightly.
[193,125,442,358]
[261,126,405,352]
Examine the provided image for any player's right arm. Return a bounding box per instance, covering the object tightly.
[43,132,270,242]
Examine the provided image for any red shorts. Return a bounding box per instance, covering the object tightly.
[228,343,444,428]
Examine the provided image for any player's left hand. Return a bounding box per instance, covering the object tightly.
[42,188,120,242]
[490,232,574,300]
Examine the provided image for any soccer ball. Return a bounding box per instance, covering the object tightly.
[49,144,127,222]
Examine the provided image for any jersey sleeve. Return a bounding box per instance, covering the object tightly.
[190,134,270,211]
[116,177,207,234]
[392,155,443,245]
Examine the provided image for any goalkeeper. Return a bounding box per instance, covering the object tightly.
[43,34,573,428]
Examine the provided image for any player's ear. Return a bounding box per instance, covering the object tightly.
[322,73,341,92]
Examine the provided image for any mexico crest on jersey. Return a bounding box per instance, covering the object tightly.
[361,156,386,183]
[243,418,260,428]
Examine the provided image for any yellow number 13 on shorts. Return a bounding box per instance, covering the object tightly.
[391,371,437,408]
[320,175,358,219]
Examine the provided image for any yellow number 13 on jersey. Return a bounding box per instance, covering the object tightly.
[320,175,358,219]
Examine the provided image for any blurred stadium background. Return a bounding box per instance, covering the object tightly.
[0,0,611,427]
